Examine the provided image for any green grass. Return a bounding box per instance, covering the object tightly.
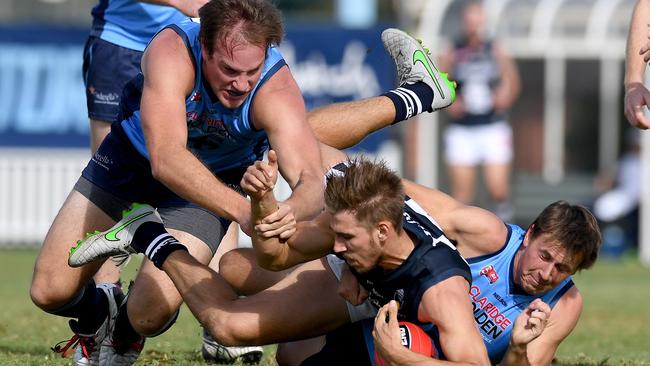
[1,249,649,365]
[0,250,276,365]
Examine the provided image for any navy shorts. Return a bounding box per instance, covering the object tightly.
[301,321,372,366]
[82,36,143,122]
[74,125,246,253]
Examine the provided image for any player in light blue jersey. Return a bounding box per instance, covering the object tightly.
[33,1,324,365]
[82,0,200,295]
[84,0,202,154]
[83,1,262,363]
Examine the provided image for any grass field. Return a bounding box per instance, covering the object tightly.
[1,249,649,365]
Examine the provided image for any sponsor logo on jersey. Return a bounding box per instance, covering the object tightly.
[469,285,511,341]
[480,265,499,284]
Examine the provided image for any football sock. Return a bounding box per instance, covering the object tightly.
[113,301,142,350]
[46,280,108,334]
[382,81,434,124]
[132,221,187,269]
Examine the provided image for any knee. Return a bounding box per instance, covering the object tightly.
[30,276,71,311]
[128,302,179,336]
[219,251,241,283]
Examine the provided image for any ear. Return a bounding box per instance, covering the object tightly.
[523,224,534,247]
[377,221,390,242]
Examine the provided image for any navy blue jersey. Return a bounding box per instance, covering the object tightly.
[353,198,472,321]
[324,163,471,360]
[451,38,504,126]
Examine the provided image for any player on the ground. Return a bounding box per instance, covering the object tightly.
[228,144,600,366]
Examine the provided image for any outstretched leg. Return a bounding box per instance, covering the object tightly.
[308,28,456,150]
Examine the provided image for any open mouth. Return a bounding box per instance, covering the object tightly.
[226,89,245,98]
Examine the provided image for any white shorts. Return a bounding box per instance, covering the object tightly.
[444,120,513,166]
[325,255,378,322]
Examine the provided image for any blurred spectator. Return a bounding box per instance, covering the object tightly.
[624,0,650,130]
[592,128,641,256]
[437,0,520,221]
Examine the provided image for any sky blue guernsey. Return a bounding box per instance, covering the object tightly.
[90,0,189,52]
[119,19,286,173]
[467,224,574,364]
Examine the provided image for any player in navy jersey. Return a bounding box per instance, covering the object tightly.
[31,1,325,365]
[230,143,600,366]
[437,0,521,221]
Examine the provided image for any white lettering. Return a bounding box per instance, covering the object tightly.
[0,44,87,135]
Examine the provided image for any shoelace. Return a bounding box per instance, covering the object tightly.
[111,334,145,355]
[111,250,132,268]
[51,333,96,359]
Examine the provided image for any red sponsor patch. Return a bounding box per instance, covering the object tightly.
[479,265,499,284]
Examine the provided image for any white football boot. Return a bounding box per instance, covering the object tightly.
[202,328,263,364]
[68,203,161,267]
[381,28,456,111]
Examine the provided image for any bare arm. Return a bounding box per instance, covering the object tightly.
[624,0,650,129]
[141,29,250,229]
[492,42,521,112]
[401,179,508,257]
[253,207,335,271]
[502,287,583,366]
[251,66,325,222]
[373,277,490,365]
[139,0,208,17]
[241,154,333,270]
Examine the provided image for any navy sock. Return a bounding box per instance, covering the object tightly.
[382,81,434,123]
[113,301,141,351]
[132,221,188,269]
[46,280,108,334]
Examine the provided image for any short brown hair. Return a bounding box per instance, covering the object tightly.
[199,0,284,56]
[324,158,404,233]
[529,201,601,271]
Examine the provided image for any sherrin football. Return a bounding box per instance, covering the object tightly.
[374,321,437,366]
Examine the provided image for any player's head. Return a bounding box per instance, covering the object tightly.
[325,158,404,273]
[199,0,284,108]
[462,0,486,41]
[514,201,601,294]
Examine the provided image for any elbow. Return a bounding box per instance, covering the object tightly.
[149,150,170,181]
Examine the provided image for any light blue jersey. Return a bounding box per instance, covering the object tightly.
[90,0,189,51]
[118,19,286,173]
[467,224,574,364]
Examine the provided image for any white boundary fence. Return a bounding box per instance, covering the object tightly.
[0,148,88,246]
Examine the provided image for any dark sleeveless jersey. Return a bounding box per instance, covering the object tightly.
[451,37,504,126]
[327,162,471,359]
